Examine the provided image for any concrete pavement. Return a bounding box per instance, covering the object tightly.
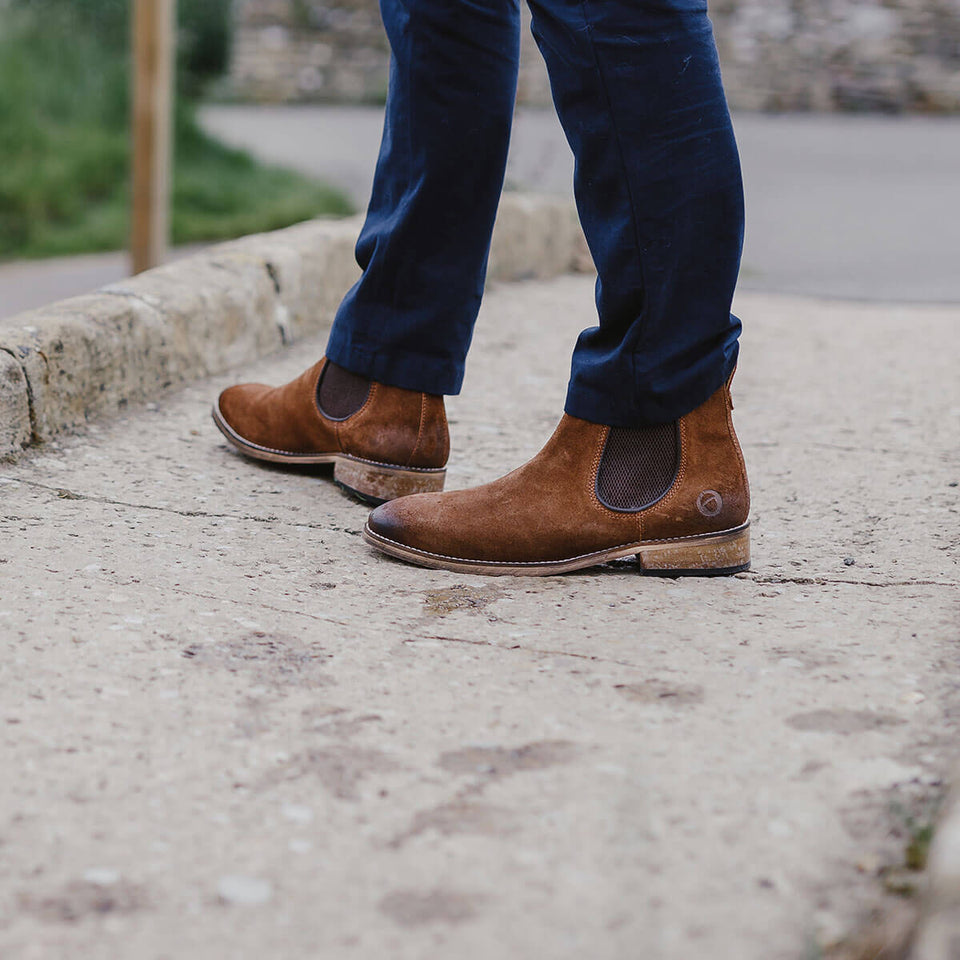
[1,274,958,958]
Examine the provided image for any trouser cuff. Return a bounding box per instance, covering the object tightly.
[325,332,464,397]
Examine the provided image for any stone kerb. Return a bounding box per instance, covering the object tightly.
[0,351,30,454]
[0,195,585,459]
[910,768,960,960]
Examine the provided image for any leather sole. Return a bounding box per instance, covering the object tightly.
[362,522,751,577]
[212,404,446,504]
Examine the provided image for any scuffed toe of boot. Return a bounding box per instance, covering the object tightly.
[366,499,405,545]
[216,383,270,441]
[213,380,296,455]
[366,494,446,553]
[212,361,334,460]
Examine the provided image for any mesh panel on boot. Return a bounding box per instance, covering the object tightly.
[317,362,372,420]
[596,422,680,511]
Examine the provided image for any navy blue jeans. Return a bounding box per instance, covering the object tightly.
[325,0,744,427]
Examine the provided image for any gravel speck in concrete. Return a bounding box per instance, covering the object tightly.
[217,876,274,907]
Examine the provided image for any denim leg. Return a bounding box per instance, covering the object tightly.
[529,0,744,427]
[325,0,521,396]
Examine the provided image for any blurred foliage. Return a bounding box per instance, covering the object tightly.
[171,115,353,245]
[10,0,233,92]
[0,1,352,260]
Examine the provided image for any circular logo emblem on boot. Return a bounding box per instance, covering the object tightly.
[697,490,723,517]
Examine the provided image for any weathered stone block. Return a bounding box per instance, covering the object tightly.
[0,349,31,457]
[210,216,363,342]
[104,253,282,378]
[910,766,960,959]
[0,253,281,444]
[488,195,586,282]
[0,295,176,441]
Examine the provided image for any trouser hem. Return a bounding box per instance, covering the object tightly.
[564,352,737,428]
[325,334,464,397]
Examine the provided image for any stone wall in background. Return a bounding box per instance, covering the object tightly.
[229,0,552,106]
[714,0,960,111]
[230,0,390,103]
[229,0,960,112]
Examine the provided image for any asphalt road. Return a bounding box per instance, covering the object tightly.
[197,104,960,303]
[2,106,959,321]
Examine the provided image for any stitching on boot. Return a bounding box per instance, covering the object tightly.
[366,522,749,566]
[651,417,688,514]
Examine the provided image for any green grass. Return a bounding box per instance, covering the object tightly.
[0,3,353,261]
[172,118,353,244]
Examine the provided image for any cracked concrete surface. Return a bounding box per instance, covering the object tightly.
[1,275,958,959]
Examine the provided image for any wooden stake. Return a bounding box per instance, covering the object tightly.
[131,0,175,275]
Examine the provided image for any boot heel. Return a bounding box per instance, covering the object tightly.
[334,457,446,505]
[636,524,750,577]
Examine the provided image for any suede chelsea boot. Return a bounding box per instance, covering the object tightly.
[213,358,449,503]
[363,375,749,575]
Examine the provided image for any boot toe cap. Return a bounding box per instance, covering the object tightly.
[367,498,416,547]
[217,383,257,426]
[367,494,450,553]
[215,383,274,443]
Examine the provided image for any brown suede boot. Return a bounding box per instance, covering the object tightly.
[363,375,749,575]
[213,358,449,503]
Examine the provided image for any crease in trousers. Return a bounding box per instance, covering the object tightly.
[324,0,745,428]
